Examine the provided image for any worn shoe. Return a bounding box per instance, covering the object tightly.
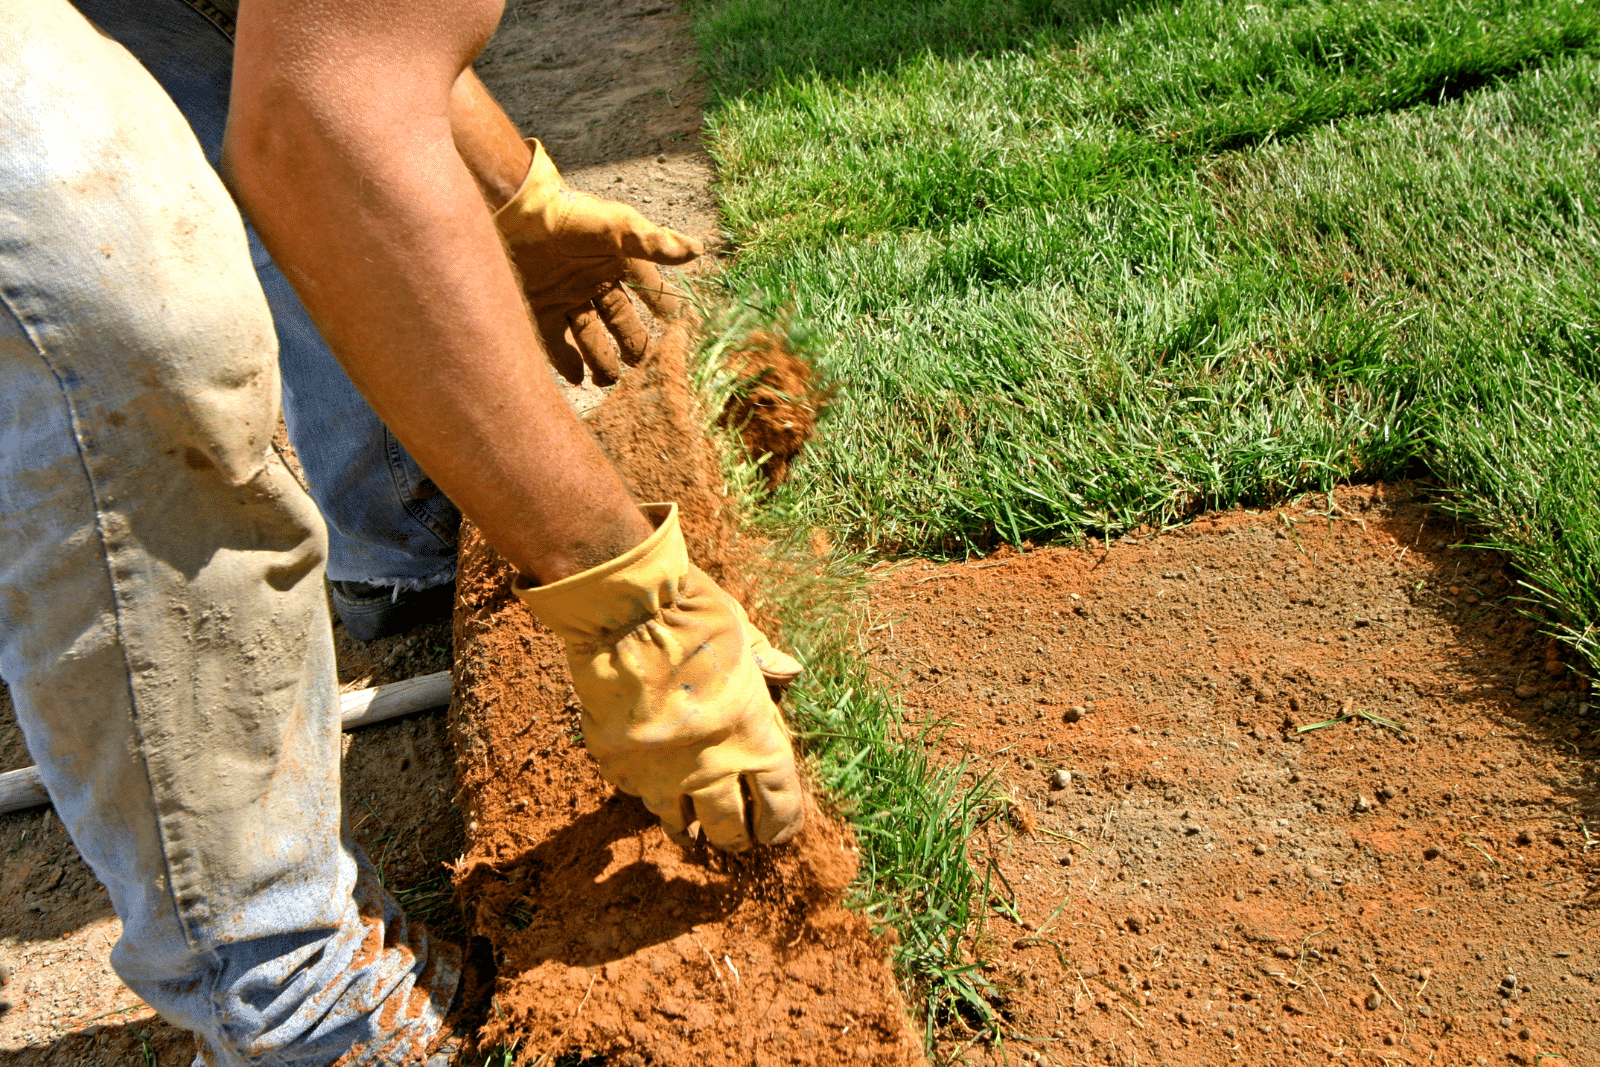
[424,1034,463,1067]
[329,579,455,642]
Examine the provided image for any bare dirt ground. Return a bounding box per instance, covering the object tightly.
[7,477,1599,1066]
[870,483,1599,1067]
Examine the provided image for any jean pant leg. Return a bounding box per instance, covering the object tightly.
[0,3,457,1063]
[69,0,462,589]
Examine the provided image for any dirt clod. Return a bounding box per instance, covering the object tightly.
[716,329,829,489]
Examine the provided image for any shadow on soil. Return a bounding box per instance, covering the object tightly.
[692,0,1158,101]
[456,794,813,969]
[1367,503,1598,778]
[0,1018,192,1066]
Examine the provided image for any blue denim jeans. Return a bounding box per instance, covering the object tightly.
[71,0,462,591]
[0,1,458,1062]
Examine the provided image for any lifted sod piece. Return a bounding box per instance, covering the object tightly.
[447,319,924,1066]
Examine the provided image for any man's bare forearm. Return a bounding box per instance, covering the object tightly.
[450,69,531,210]
[225,0,650,582]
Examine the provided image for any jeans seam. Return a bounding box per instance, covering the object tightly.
[381,426,459,552]
[0,286,203,955]
[171,0,236,40]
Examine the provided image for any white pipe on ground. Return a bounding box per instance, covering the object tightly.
[0,670,453,816]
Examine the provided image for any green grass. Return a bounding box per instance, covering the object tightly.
[759,549,1004,1045]
[692,0,1134,95]
[680,0,1600,1047]
[705,0,1598,254]
[691,0,1600,667]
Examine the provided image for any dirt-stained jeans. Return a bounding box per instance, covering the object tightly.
[64,0,463,593]
[0,2,459,1063]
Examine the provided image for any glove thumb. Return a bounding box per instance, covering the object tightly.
[726,596,803,687]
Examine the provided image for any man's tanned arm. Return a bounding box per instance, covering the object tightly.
[224,0,650,582]
[449,68,532,209]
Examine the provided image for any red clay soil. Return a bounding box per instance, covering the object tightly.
[716,330,830,490]
[447,325,924,1066]
[870,483,1598,1066]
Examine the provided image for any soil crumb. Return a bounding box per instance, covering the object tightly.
[872,483,1598,1067]
[449,324,923,1065]
[717,329,829,489]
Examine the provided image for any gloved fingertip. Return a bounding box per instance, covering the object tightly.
[749,771,805,846]
[637,289,682,323]
[692,781,754,853]
[728,596,804,685]
[594,286,650,367]
[711,834,755,854]
[633,228,703,266]
[642,792,696,847]
[667,235,704,265]
[570,309,623,386]
[754,648,804,687]
[764,816,803,847]
[619,335,651,369]
[536,318,587,385]
[554,357,585,386]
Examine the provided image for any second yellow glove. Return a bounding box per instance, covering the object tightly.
[494,140,702,387]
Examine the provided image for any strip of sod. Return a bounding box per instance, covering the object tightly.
[690,311,1005,1046]
[693,0,1600,662]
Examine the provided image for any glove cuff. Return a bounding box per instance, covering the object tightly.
[511,503,684,647]
[492,138,566,243]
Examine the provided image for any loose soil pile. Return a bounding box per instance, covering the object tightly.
[447,323,923,1066]
[870,484,1598,1066]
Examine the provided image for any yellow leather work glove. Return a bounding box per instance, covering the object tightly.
[494,139,702,388]
[513,504,804,851]
[730,594,803,688]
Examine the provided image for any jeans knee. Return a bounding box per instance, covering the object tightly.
[0,0,280,489]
